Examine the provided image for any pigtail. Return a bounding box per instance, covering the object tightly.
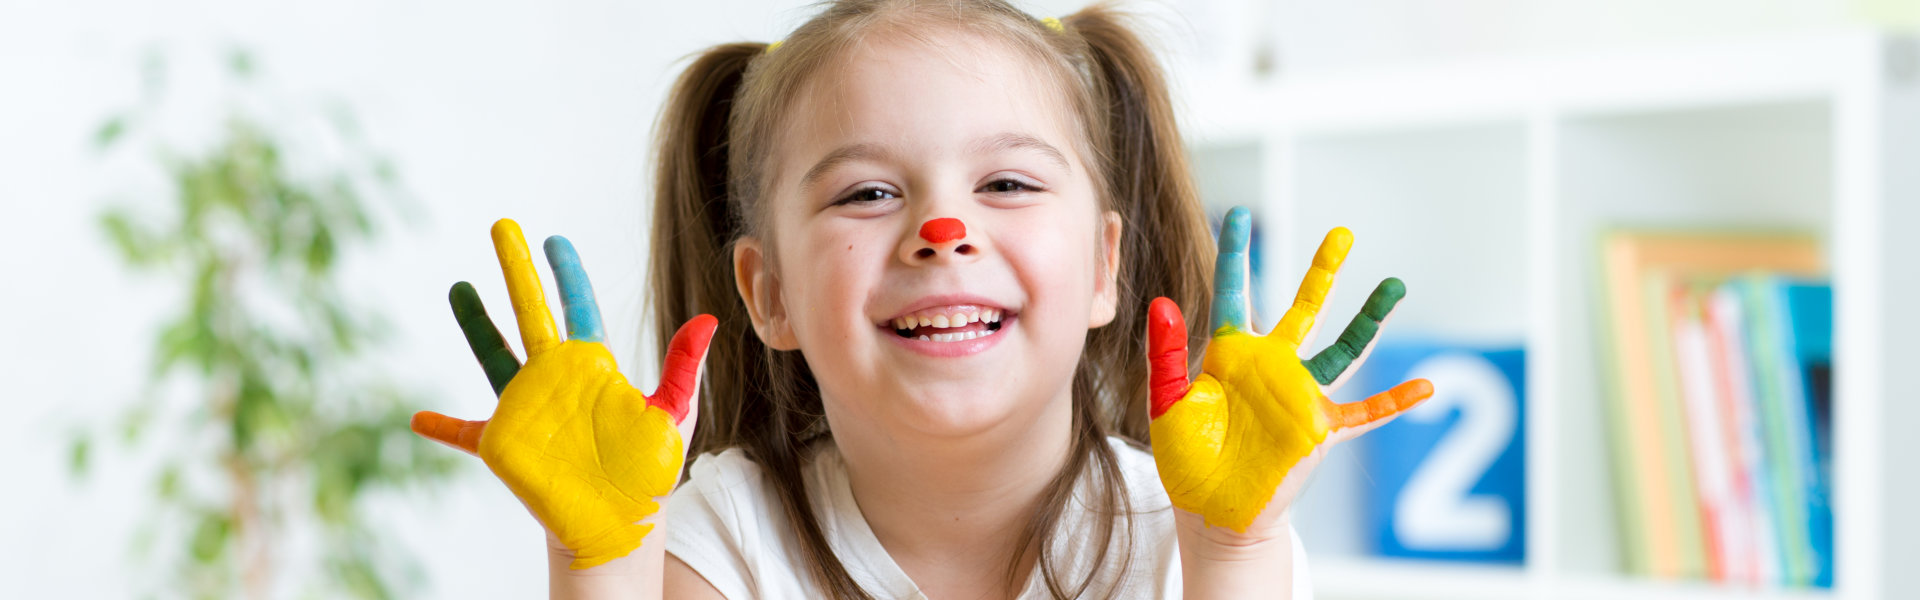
[1066,4,1214,440]
[648,41,871,600]
[649,42,764,465]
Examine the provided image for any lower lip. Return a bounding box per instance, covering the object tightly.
[883,317,1013,358]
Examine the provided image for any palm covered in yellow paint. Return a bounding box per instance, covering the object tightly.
[1148,208,1433,533]
[410,220,717,569]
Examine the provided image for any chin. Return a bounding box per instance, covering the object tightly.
[882,379,1051,439]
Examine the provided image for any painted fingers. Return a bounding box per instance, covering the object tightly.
[493,219,562,356]
[490,220,612,352]
[1322,378,1434,436]
[1272,226,1353,348]
[410,411,486,455]
[647,314,718,424]
[410,281,523,454]
[1210,207,1254,334]
[544,236,607,344]
[450,281,521,395]
[1304,277,1405,386]
[1146,297,1192,419]
[412,220,619,452]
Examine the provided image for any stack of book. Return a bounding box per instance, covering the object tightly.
[1597,230,1833,589]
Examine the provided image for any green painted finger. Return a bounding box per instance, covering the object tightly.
[1304,277,1405,385]
[449,281,522,396]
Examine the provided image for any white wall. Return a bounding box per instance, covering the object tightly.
[0,1,808,596]
[0,0,1887,597]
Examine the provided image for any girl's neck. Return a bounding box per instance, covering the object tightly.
[833,393,1077,596]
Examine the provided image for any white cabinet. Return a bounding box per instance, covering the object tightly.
[1182,32,1919,600]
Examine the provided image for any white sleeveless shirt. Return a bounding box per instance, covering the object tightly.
[663,437,1313,599]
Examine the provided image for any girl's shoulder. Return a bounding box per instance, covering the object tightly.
[1106,436,1173,509]
[662,446,810,599]
[664,441,918,598]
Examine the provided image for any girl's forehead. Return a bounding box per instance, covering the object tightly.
[776,30,1084,172]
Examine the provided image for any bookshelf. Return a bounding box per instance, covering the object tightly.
[1179,32,1919,599]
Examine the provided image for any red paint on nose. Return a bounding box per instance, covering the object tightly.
[918,218,966,244]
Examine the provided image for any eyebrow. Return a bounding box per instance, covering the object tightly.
[800,143,892,191]
[969,132,1071,173]
[797,132,1072,191]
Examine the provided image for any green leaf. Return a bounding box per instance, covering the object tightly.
[94,116,130,151]
[188,512,231,563]
[99,210,153,263]
[305,223,335,272]
[227,48,255,80]
[372,158,398,186]
[68,435,91,476]
[155,465,181,500]
[154,316,201,376]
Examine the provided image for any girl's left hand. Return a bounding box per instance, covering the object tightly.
[1147,207,1434,539]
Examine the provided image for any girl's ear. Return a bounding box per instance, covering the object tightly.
[733,238,800,350]
[1088,210,1124,328]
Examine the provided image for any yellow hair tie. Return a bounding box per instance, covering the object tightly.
[765,40,784,54]
[1041,17,1063,32]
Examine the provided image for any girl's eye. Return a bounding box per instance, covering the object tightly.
[835,186,898,206]
[978,178,1041,194]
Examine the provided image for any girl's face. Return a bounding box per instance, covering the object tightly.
[734,30,1121,442]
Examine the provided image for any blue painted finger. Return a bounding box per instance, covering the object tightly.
[543,236,606,343]
[1210,206,1253,334]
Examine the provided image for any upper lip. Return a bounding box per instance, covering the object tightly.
[877,293,1014,326]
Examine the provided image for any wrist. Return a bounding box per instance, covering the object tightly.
[1176,506,1293,555]
[546,529,665,600]
[545,529,664,576]
[1175,508,1295,600]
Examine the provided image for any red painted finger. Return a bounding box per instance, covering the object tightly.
[1322,378,1432,431]
[1147,297,1192,419]
[648,314,719,424]
[410,411,486,456]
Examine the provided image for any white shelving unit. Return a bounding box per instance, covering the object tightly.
[1180,32,1919,600]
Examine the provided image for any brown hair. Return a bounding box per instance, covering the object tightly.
[647,1,1213,597]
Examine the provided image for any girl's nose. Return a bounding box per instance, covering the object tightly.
[904,217,977,263]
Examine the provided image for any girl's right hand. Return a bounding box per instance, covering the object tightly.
[410,219,717,571]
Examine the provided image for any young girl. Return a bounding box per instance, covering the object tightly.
[410,1,1432,598]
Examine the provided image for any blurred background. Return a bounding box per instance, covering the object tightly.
[1,0,1914,598]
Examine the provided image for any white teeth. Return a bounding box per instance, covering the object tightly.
[889,307,1008,334]
[912,328,997,343]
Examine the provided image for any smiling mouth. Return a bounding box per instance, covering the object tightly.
[886,306,1008,342]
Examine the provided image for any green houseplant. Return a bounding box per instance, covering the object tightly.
[74,50,459,600]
